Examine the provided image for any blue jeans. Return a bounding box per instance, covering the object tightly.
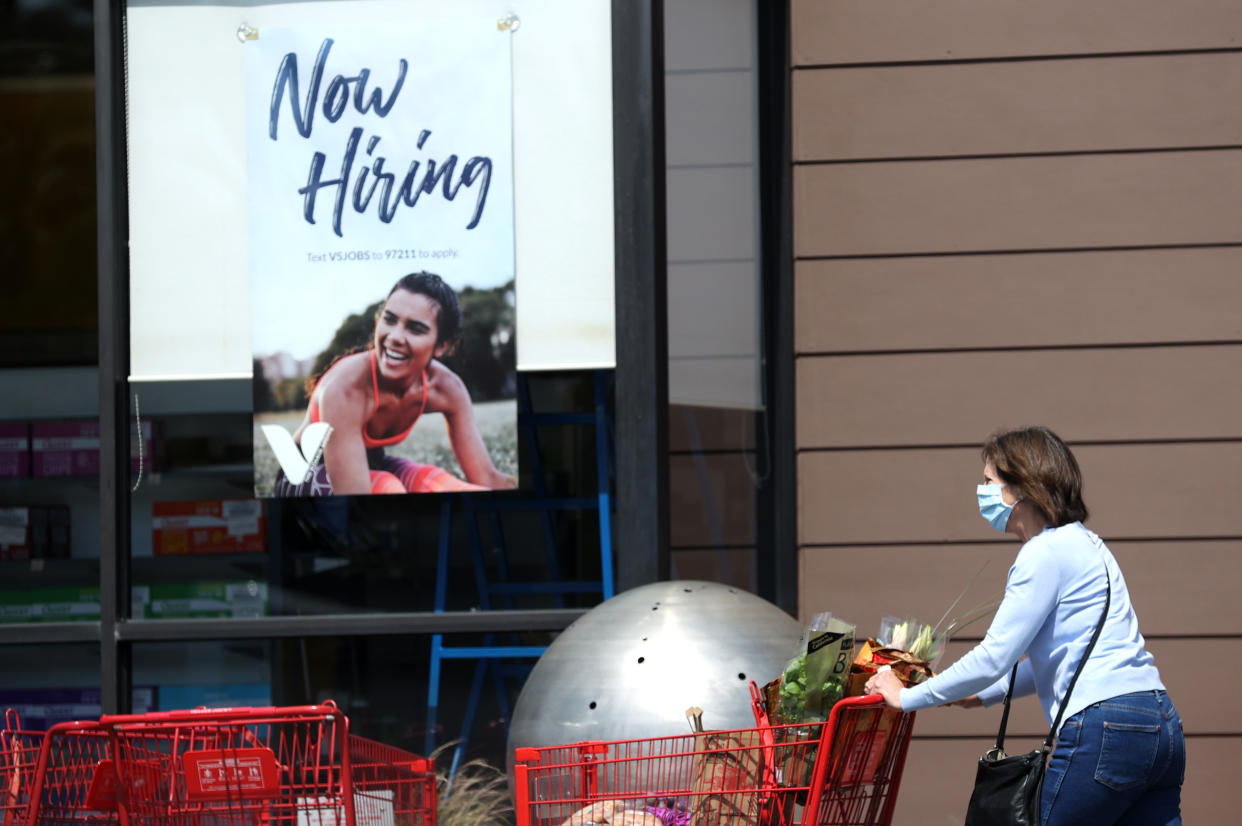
[1041,690,1185,826]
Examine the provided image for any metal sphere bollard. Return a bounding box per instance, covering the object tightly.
[506,580,802,781]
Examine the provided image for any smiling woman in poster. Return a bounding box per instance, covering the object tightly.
[273,271,517,495]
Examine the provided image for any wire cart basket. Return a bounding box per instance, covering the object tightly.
[2,710,118,826]
[2,709,41,826]
[512,686,916,826]
[97,702,435,826]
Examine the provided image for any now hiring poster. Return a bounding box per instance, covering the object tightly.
[245,20,518,498]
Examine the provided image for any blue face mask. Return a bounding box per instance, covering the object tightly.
[976,484,1015,533]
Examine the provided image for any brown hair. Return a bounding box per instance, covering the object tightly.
[303,271,462,395]
[386,271,463,350]
[981,426,1089,527]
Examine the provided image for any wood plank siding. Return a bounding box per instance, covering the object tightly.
[790,3,1242,822]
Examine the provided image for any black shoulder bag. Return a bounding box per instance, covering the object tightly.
[963,569,1111,826]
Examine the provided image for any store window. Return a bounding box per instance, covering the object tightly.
[127,372,610,620]
[120,2,620,629]
[0,644,105,728]
[0,0,101,642]
[664,0,768,593]
[0,0,775,783]
[1,0,96,368]
[130,633,527,764]
[1,1,619,775]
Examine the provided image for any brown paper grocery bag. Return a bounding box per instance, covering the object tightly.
[688,729,764,826]
[824,704,901,787]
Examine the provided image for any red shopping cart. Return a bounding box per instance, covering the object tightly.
[98,702,435,826]
[2,709,38,826]
[512,685,915,826]
[2,710,118,826]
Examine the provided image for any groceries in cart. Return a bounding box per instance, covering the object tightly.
[556,798,702,826]
[684,707,763,826]
[876,617,938,662]
[843,617,939,699]
[760,612,950,713]
[514,599,1008,826]
[845,603,999,698]
[512,609,925,826]
[768,613,856,725]
[512,689,917,826]
[756,606,970,727]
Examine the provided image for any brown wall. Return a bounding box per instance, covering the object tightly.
[790,2,1242,822]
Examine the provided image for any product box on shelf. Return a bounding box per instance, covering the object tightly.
[0,506,30,559]
[152,499,266,555]
[31,418,157,477]
[0,586,150,623]
[0,505,70,560]
[146,582,269,619]
[0,422,29,478]
[0,687,156,730]
[31,420,98,476]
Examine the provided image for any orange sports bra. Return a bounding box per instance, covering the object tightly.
[308,350,427,449]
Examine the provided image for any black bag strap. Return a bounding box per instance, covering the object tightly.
[994,561,1112,754]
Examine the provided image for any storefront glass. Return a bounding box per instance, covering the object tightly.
[1,0,784,781]
[0,0,101,623]
[126,372,610,620]
[664,0,766,593]
[129,634,529,769]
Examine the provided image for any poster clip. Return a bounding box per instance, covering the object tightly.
[236,24,259,43]
[497,15,521,33]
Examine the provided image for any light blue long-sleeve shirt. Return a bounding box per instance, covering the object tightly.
[899,522,1164,731]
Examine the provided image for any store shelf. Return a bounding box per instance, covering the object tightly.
[0,468,224,493]
[0,368,254,419]
[130,465,258,496]
[132,553,269,582]
[0,553,266,583]
[0,556,99,582]
[128,377,252,416]
[0,474,100,494]
[0,367,98,420]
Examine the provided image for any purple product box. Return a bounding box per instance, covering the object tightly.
[31,420,155,477]
[0,686,155,730]
[32,420,100,477]
[0,422,29,478]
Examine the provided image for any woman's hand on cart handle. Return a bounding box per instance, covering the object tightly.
[865,666,905,711]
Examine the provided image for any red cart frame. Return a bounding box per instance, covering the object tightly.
[3,710,118,826]
[512,687,916,826]
[2,709,39,826]
[97,702,435,826]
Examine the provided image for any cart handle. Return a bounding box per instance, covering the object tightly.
[46,720,107,733]
[829,694,887,712]
[513,747,541,764]
[98,701,341,727]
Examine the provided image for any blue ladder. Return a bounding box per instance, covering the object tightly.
[425,370,615,773]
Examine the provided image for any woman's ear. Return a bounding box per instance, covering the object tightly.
[434,340,457,359]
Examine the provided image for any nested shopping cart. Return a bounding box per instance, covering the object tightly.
[2,709,40,826]
[2,710,118,826]
[512,685,916,826]
[97,701,435,826]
